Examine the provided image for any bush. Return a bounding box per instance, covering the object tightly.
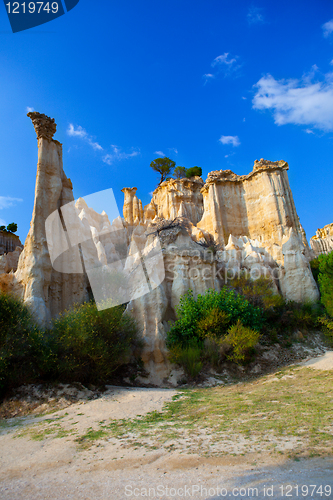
[167,288,263,349]
[0,293,53,396]
[318,251,333,317]
[223,320,260,364]
[197,308,231,340]
[52,301,140,383]
[185,166,202,178]
[168,344,203,380]
[230,274,284,310]
[0,293,141,396]
[318,316,333,345]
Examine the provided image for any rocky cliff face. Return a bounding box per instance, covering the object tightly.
[310,223,333,257]
[0,113,88,324]
[0,113,320,386]
[0,231,22,255]
[121,159,319,384]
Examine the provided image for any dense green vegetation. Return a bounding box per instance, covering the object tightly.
[150,157,202,184]
[166,273,327,380]
[0,223,18,233]
[0,294,141,397]
[311,251,333,344]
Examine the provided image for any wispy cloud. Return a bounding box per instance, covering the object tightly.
[0,217,6,226]
[203,73,215,85]
[154,151,165,157]
[67,124,103,151]
[26,106,34,113]
[212,53,237,67]
[204,53,241,82]
[0,196,23,210]
[252,70,333,131]
[103,145,140,165]
[219,135,241,147]
[247,6,265,25]
[305,129,315,134]
[322,19,333,38]
[168,147,178,155]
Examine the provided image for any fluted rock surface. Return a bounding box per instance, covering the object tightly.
[0,112,88,324]
[310,223,333,257]
[198,159,304,247]
[0,231,22,255]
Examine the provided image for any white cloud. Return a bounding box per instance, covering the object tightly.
[247,6,265,25]
[26,106,34,113]
[242,96,247,100]
[322,19,333,38]
[67,124,103,151]
[209,53,241,78]
[154,151,165,157]
[252,72,333,131]
[0,196,23,210]
[219,135,241,147]
[0,218,6,226]
[148,191,154,197]
[168,148,178,155]
[212,53,237,67]
[305,129,315,134]
[103,145,140,165]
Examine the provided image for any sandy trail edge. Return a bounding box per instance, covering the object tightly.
[0,368,333,499]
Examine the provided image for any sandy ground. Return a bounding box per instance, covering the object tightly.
[1,357,333,500]
[302,350,333,370]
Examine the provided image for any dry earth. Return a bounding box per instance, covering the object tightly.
[1,354,333,500]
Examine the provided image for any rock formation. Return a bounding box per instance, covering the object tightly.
[0,230,22,255]
[0,246,22,274]
[0,113,321,385]
[0,112,88,324]
[310,223,333,257]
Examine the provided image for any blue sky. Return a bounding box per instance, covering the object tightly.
[1,0,333,244]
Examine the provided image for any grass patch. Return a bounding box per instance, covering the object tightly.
[97,367,333,456]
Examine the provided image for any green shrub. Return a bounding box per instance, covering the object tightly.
[167,288,263,349]
[318,251,333,317]
[223,320,260,364]
[197,308,231,340]
[310,257,320,283]
[0,293,141,396]
[185,166,202,178]
[0,292,53,396]
[230,274,284,310]
[318,316,333,345]
[52,301,140,383]
[168,344,203,380]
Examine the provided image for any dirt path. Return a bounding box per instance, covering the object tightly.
[1,359,333,500]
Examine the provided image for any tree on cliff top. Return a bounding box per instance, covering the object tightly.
[150,157,176,185]
[0,223,18,234]
[186,166,202,178]
[6,223,17,233]
[174,166,187,179]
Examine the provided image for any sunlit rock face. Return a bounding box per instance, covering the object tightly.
[0,112,88,324]
[0,231,22,255]
[310,223,333,257]
[197,159,306,248]
[0,112,320,385]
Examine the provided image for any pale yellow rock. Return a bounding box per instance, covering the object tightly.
[0,246,22,274]
[2,112,88,324]
[310,222,333,256]
[198,160,305,248]
[151,177,204,224]
[121,187,144,226]
[280,229,319,302]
